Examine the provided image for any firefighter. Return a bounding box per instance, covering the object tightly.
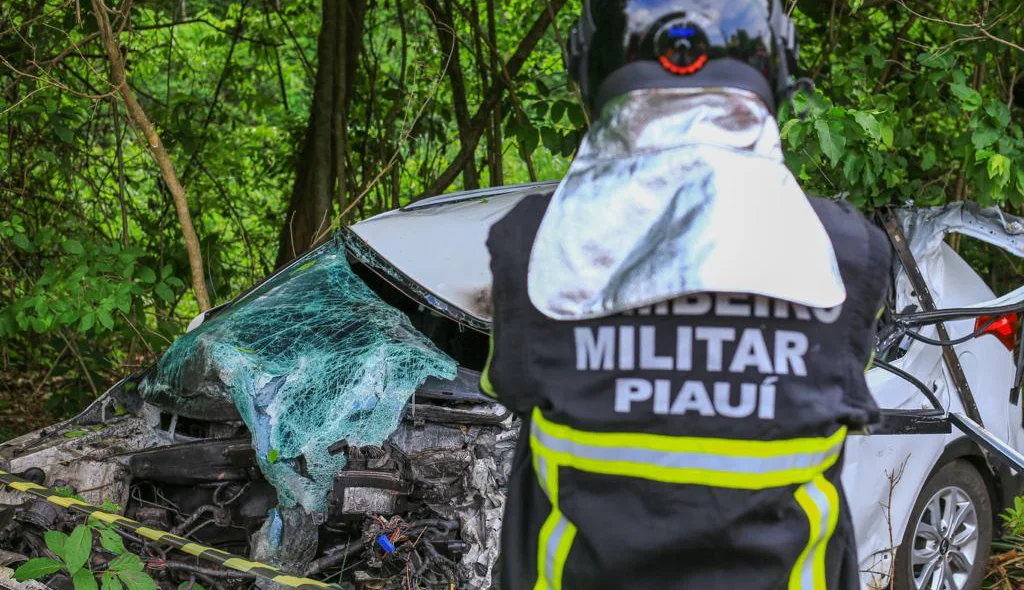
[480,0,892,588]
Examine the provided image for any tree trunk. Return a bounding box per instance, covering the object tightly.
[275,0,365,268]
[91,0,212,311]
[423,0,479,190]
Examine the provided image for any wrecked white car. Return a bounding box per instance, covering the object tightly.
[4,181,1024,590]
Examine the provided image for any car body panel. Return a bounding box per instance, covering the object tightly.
[349,182,555,324]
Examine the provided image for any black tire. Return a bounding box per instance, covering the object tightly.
[893,460,993,590]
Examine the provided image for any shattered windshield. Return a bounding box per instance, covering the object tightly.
[138,234,457,512]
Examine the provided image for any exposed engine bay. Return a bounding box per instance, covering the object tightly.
[0,236,516,590]
[0,374,515,590]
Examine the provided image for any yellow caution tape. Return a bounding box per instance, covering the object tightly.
[0,468,341,589]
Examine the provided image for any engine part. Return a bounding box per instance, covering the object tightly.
[331,471,411,518]
[129,437,257,484]
[17,500,59,530]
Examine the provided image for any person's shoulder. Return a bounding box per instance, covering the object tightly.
[806,195,884,240]
[488,192,553,245]
[807,196,892,281]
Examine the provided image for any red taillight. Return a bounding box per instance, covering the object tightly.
[975,313,1019,350]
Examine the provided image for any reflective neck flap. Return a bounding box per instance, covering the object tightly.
[527,88,847,320]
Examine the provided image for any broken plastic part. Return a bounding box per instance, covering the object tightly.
[139,234,457,511]
[377,534,396,553]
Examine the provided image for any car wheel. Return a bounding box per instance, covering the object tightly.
[894,460,992,590]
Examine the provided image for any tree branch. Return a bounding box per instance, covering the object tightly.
[91,0,211,311]
[418,0,567,198]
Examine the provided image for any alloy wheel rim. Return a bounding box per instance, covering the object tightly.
[910,485,979,590]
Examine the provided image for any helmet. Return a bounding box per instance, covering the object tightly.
[567,0,799,116]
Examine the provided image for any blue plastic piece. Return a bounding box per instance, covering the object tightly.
[377,534,396,553]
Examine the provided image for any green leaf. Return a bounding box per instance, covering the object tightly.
[780,118,800,139]
[986,101,1012,127]
[12,233,31,250]
[880,123,894,149]
[541,127,560,152]
[117,571,158,590]
[136,266,156,284]
[519,126,539,153]
[295,259,317,273]
[54,122,74,144]
[988,154,1010,182]
[268,449,279,464]
[567,104,586,127]
[13,558,64,581]
[853,112,881,141]
[101,573,124,590]
[97,309,114,330]
[849,0,863,12]
[972,127,1000,150]
[107,553,143,573]
[177,582,207,590]
[62,239,84,255]
[161,264,174,279]
[950,84,982,111]
[814,119,846,166]
[98,528,125,555]
[64,525,93,575]
[44,530,68,556]
[73,568,99,590]
[100,500,122,513]
[921,145,937,171]
[154,283,174,303]
[64,429,90,438]
[550,102,566,123]
[79,312,96,333]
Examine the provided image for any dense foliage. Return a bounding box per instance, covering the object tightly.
[0,0,1021,436]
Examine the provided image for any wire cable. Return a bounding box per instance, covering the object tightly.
[903,315,1002,347]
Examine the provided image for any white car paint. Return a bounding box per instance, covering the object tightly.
[351,189,1024,589]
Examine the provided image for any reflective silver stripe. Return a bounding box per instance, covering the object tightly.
[545,514,569,584]
[536,454,550,497]
[531,423,842,474]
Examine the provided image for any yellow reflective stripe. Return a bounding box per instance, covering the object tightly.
[89,511,128,524]
[533,511,560,590]
[480,334,498,398]
[134,526,170,541]
[531,439,575,590]
[181,543,207,556]
[224,557,278,572]
[789,475,839,590]
[552,519,576,590]
[8,481,46,492]
[532,409,846,458]
[815,478,840,585]
[0,469,341,589]
[48,495,90,508]
[271,575,333,588]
